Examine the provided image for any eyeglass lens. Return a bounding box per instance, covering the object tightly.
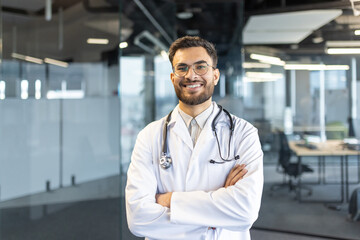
[174,63,209,77]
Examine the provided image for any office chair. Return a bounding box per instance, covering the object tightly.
[270,131,313,196]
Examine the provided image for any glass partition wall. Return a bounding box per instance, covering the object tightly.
[0,1,122,239]
[1,1,359,240]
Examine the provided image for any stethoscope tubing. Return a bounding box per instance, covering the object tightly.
[160,105,239,169]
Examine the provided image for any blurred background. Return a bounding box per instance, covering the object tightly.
[0,0,359,239]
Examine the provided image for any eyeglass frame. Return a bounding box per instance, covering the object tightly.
[172,61,216,77]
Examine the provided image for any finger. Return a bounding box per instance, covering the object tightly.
[229,169,248,186]
[226,168,247,188]
[225,164,244,187]
[228,164,246,181]
[225,165,240,187]
[225,164,246,187]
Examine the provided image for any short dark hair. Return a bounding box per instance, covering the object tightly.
[168,36,218,67]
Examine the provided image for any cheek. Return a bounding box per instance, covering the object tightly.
[172,78,181,87]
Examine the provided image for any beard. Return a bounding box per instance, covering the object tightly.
[173,79,215,105]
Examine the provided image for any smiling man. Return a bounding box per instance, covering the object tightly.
[126,36,263,240]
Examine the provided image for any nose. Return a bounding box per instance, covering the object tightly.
[184,65,198,80]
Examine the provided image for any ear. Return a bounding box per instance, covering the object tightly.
[213,68,220,86]
[170,72,175,84]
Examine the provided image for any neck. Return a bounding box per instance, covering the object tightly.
[179,99,212,117]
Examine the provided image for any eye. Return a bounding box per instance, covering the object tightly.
[176,66,188,72]
[195,64,207,70]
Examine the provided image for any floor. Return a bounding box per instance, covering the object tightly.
[0,152,359,240]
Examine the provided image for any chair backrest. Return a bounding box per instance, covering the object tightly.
[278,131,291,170]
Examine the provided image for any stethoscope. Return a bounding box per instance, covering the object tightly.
[159,105,240,169]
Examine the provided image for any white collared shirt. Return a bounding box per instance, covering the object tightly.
[178,103,214,146]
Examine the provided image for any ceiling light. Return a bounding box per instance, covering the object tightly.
[243,62,271,69]
[0,81,5,100]
[244,77,278,83]
[250,54,285,66]
[119,41,128,48]
[326,48,360,54]
[87,38,109,44]
[284,64,349,70]
[12,53,43,64]
[355,30,360,35]
[21,80,29,99]
[312,36,324,43]
[326,41,360,47]
[324,65,350,70]
[44,58,69,68]
[245,72,283,80]
[47,90,85,99]
[160,50,168,59]
[176,12,193,20]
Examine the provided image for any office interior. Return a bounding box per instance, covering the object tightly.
[0,0,359,239]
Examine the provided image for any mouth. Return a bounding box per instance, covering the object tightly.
[185,84,202,88]
[182,82,204,90]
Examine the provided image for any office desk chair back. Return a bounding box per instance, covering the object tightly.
[270,131,313,195]
[279,132,313,178]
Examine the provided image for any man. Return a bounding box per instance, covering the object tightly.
[126,36,263,240]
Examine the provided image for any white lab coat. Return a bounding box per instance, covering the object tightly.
[126,102,263,240]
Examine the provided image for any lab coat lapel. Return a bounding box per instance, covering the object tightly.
[169,106,194,151]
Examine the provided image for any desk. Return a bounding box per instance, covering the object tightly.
[289,140,360,203]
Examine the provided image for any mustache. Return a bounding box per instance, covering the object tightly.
[179,79,206,85]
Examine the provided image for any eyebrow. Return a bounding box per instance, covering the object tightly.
[176,60,208,66]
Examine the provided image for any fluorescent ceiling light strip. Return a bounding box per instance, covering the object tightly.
[11,53,26,60]
[244,77,277,83]
[284,64,349,70]
[47,90,85,99]
[250,53,285,66]
[324,65,350,70]
[327,48,360,54]
[87,38,109,44]
[243,62,271,69]
[12,53,43,64]
[25,56,43,64]
[44,58,69,68]
[246,72,283,79]
[355,30,360,35]
[326,41,360,47]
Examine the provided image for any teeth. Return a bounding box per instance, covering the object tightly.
[187,84,201,88]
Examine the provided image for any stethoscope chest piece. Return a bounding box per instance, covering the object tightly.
[160,154,172,169]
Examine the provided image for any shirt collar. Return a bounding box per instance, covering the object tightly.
[178,102,214,129]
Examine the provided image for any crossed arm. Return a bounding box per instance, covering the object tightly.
[155,164,248,208]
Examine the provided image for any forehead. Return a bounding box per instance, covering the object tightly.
[173,47,212,65]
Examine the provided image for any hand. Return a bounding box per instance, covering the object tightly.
[155,192,173,208]
[224,164,247,188]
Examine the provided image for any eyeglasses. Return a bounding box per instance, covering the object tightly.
[173,62,215,77]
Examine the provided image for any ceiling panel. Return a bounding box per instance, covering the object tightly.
[244,9,343,45]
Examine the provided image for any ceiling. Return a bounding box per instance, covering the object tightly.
[1,0,360,63]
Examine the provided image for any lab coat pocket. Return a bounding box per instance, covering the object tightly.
[207,160,235,191]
